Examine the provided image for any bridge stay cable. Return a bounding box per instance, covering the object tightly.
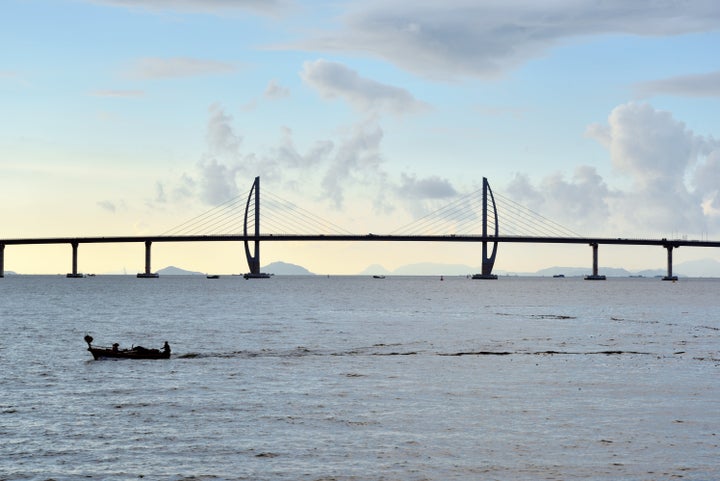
[157,176,581,280]
[160,187,354,237]
[389,186,579,239]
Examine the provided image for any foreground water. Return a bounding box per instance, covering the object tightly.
[1,275,718,480]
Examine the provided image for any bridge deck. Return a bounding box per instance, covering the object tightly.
[0,234,718,248]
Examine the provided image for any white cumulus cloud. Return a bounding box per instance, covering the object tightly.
[511,102,720,236]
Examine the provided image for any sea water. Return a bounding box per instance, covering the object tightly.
[0,275,718,480]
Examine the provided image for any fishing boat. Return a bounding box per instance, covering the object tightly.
[84,335,171,360]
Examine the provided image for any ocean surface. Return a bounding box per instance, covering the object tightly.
[1,275,718,481]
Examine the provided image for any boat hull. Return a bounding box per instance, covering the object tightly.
[88,347,170,360]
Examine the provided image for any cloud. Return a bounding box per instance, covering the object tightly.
[398,173,457,199]
[296,0,720,79]
[693,150,720,215]
[128,57,237,79]
[197,157,243,204]
[321,121,386,207]
[85,0,290,16]
[506,168,609,234]
[91,90,144,98]
[586,103,708,189]
[206,104,244,157]
[272,126,332,169]
[194,105,250,204]
[197,106,394,210]
[97,200,117,212]
[301,59,428,115]
[154,181,166,203]
[634,70,720,98]
[264,80,290,99]
[512,102,720,236]
[507,103,720,237]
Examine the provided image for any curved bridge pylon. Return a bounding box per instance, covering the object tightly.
[243,176,271,279]
[471,177,499,279]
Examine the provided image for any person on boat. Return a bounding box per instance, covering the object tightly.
[162,341,171,355]
[112,343,119,352]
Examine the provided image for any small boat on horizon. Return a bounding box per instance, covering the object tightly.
[206,274,220,279]
[243,272,273,279]
[84,335,171,360]
[372,275,386,279]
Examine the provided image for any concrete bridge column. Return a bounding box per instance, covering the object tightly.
[137,241,159,278]
[662,245,679,281]
[67,242,84,278]
[0,243,4,278]
[584,243,606,280]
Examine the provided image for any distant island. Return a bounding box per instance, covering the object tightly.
[152,261,314,276]
[261,261,314,275]
[356,258,720,278]
[8,258,718,277]
[156,266,204,276]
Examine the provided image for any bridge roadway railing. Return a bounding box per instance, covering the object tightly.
[1,234,719,278]
[1,234,718,247]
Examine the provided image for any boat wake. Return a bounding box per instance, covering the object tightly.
[176,345,666,359]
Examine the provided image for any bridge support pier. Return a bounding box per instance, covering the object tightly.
[584,243,606,280]
[662,245,678,281]
[0,243,4,278]
[66,242,84,278]
[137,241,159,278]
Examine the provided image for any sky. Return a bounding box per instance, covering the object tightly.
[2,0,720,275]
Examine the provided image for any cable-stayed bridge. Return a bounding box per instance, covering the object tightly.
[1,176,718,280]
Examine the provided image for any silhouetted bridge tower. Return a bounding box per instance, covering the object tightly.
[1,175,719,279]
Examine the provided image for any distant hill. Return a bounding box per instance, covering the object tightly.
[261,261,314,275]
[357,257,720,277]
[674,258,720,277]
[110,257,720,278]
[535,266,636,277]
[157,265,204,276]
[358,264,392,276]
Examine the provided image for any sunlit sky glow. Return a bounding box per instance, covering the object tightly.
[2,0,720,275]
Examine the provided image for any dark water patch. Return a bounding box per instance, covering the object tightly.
[176,345,424,359]
[693,356,720,363]
[255,452,279,458]
[440,350,652,356]
[496,312,576,320]
[441,350,502,356]
[180,347,661,359]
[372,351,418,356]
